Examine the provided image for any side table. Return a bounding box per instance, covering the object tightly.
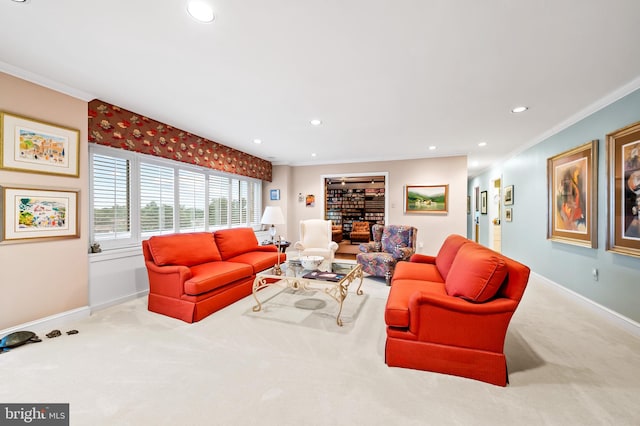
[261,240,290,253]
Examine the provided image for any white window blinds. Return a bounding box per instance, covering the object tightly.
[91,153,132,242]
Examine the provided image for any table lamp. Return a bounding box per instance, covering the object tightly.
[260,206,285,243]
[260,206,285,275]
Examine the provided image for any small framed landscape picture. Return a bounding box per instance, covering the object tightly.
[405,184,448,214]
[505,208,513,222]
[270,189,280,201]
[504,185,514,205]
[1,186,79,242]
[0,112,80,177]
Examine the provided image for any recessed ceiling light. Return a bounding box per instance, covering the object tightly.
[11,0,28,2]
[253,139,262,144]
[311,153,317,157]
[471,161,479,167]
[428,146,436,150]
[478,142,487,147]
[310,119,322,126]
[511,106,528,113]
[187,1,215,23]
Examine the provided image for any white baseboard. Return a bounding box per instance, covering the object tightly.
[0,306,90,337]
[90,289,149,313]
[532,272,640,339]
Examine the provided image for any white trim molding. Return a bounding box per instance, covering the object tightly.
[532,272,640,339]
[0,306,90,337]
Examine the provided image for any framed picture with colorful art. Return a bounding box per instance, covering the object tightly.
[547,140,598,248]
[1,186,79,242]
[607,121,640,257]
[0,112,80,177]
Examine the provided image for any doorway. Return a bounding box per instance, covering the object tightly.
[490,178,502,252]
[322,172,389,242]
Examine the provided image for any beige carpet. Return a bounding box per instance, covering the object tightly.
[1,274,639,425]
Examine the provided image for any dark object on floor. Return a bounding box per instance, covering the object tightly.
[46,329,62,338]
[0,331,42,353]
[66,330,79,335]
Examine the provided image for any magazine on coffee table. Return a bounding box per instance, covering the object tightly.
[302,271,346,282]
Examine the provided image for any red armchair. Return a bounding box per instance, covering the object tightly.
[385,235,530,386]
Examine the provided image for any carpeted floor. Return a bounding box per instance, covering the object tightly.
[1,273,639,425]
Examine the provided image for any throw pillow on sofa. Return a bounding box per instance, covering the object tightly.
[445,244,508,302]
[148,232,222,266]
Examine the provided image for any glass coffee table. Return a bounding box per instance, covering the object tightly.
[252,261,364,326]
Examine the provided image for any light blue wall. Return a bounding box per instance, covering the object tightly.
[469,88,640,323]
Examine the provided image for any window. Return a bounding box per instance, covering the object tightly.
[178,169,206,232]
[91,153,132,247]
[89,145,263,250]
[140,162,175,237]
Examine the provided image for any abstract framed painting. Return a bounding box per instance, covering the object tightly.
[607,121,640,257]
[0,112,80,177]
[547,140,598,248]
[405,185,448,214]
[1,187,79,242]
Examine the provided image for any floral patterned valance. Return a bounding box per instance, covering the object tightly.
[88,99,272,181]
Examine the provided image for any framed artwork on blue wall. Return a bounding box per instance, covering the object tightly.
[547,140,598,248]
[607,121,640,257]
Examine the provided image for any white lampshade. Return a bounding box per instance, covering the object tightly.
[260,206,285,225]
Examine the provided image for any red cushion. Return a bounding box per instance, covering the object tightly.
[445,244,507,302]
[435,235,469,280]
[148,233,221,266]
[214,228,259,260]
[184,261,253,295]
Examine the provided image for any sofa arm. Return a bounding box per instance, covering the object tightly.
[328,241,339,252]
[359,242,379,253]
[407,291,518,352]
[145,261,192,299]
[409,253,436,264]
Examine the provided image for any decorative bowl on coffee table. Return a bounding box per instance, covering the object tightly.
[300,255,324,270]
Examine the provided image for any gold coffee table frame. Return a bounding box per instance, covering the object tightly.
[252,262,364,326]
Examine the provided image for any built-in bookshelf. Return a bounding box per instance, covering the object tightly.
[324,182,385,239]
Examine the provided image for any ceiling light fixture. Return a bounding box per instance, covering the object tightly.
[511,106,528,113]
[310,119,322,126]
[253,139,262,144]
[11,0,28,2]
[428,146,436,150]
[311,153,317,157]
[478,142,487,147]
[187,1,215,23]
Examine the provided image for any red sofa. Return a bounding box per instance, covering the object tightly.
[142,228,285,323]
[385,234,530,386]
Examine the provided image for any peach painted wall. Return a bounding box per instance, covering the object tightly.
[0,72,89,330]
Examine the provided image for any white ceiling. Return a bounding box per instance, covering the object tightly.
[2,0,640,176]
